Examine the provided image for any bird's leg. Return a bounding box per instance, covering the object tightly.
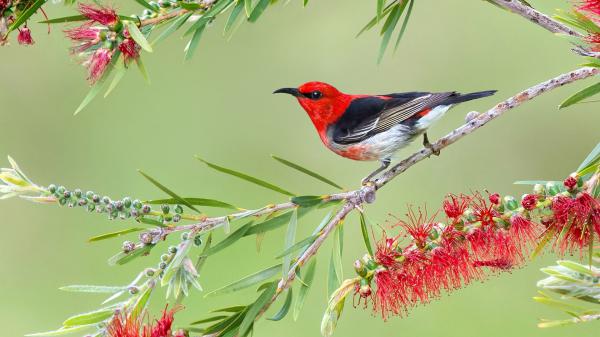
[361,158,391,185]
[423,132,440,156]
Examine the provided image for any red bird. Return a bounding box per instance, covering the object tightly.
[274,82,496,183]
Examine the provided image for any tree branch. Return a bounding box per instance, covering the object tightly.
[489,0,582,37]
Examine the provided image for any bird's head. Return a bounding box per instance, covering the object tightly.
[274,81,352,133]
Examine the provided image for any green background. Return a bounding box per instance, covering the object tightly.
[1,0,599,336]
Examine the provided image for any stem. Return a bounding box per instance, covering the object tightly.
[489,0,582,37]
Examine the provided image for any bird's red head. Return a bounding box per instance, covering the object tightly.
[274,81,353,138]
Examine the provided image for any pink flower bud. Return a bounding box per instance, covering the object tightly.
[17,27,34,45]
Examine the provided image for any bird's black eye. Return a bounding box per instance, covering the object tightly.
[309,91,322,100]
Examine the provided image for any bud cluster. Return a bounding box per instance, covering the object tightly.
[353,172,599,320]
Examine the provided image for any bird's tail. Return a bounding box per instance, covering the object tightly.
[444,90,497,105]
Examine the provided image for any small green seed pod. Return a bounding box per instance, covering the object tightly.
[161,204,170,214]
[194,235,203,247]
[132,199,142,209]
[161,254,170,262]
[174,205,184,214]
[546,182,560,196]
[503,196,518,211]
[122,197,132,208]
[48,184,57,193]
[168,246,178,254]
[74,189,82,198]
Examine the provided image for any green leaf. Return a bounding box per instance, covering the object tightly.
[125,21,153,53]
[63,309,113,327]
[139,217,166,227]
[377,1,405,63]
[138,170,201,213]
[131,286,153,319]
[328,225,343,296]
[577,142,600,175]
[248,0,270,22]
[184,24,206,61]
[559,82,600,109]
[376,0,384,22]
[238,282,278,337]
[272,155,343,189]
[275,234,318,259]
[152,12,193,46]
[190,315,229,325]
[204,264,281,297]
[321,279,356,337]
[204,222,253,256]
[514,180,558,185]
[59,285,125,294]
[179,2,203,10]
[356,2,395,37]
[303,0,309,7]
[245,211,293,236]
[134,0,156,11]
[144,197,236,209]
[212,305,247,313]
[108,244,154,266]
[39,15,87,24]
[74,50,121,115]
[197,157,295,196]
[245,0,253,17]
[393,0,413,51]
[359,212,373,256]
[135,58,150,84]
[103,64,127,98]
[9,0,47,32]
[282,209,298,276]
[291,195,325,207]
[557,260,594,276]
[162,239,194,286]
[533,296,586,312]
[294,258,316,321]
[88,228,145,243]
[25,326,92,337]
[268,288,293,321]
[225,0,245,34]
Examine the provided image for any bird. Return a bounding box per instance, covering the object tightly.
[274,81,496,184]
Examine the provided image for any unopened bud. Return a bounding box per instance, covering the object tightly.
[503,196,518,211]
[122,240,136,253]
[354,259,367,277]
[139,232,153,245]
[546,182,560,196]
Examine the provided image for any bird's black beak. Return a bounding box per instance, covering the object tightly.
[273,87,301,97]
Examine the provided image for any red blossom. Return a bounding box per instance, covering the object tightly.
[443,194,471,219]
[398,207,435,248]
[578,0,600,16]
[119,37,140,63]
[471,192,499,228]
[586,33,600,51]
[550,192,599,254]
[473,258,512,270]
[374,233,401,268]
[78,3,118,25]
[521,194,538,210]
[17,26,34,45]
[64,23,100,53]
[87,48,113,84]
[106,306,180,337]
[488,193,500,205]
[509,215,539,253]
[564,176,578,190]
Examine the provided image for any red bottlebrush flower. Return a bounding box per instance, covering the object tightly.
[64,23,101,53]
[374,232,401,268]
[398,207,435,248]
[579,0,600,16]
[473,258,512,270]
[119,37,140,63]
[550,192,599,254]
[488,193,500,205]
[148,305,180,337]
[521,194,538,210]
[564,176,578,190]
[443,194,471,219]
[17,26,34,45]
[592,206,600,237]
[471,192,499,228]
[586,33,600,51]
[87,48,113,84]
[78,3,118,26]
[509,215,539,252]
[373,269,406,320]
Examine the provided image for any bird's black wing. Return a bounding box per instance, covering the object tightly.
[331,92,455,145]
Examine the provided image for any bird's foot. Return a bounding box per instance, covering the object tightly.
[422,132,440,156]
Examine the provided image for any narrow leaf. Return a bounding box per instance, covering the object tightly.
[248,0,270,22]
[197,157,295,196]
[39,15,87,24]
[205,264,281,297]
[63,309,114,327]
[272,155,343,189]
[238,282,277,337]
[184,24,206,61]
[9,0,47,32]
[393,0,414,51]
[138,170,201,213]
[25,326,92,337]
[108,244,154,266]
[577,142,600,174]
[136,58,150,84]
[359,212,374,256]
[282,209,298,276]
[275,234,318,259]
[104,65,127,98]
[559,82,600,109]
[267,288,293,321]
[294,258,316,321]
[131,286,153,319]
[245,211,293,236]
[59,285,125,294]
[203,222,253,256]
[125,21,153,52]
[134,0,156,11]
[88,228,145,242]
[162,239,194,286]
[152,12,193,46]
[144,197,236,209]
[190,315,229,325]
[225,0,245,34]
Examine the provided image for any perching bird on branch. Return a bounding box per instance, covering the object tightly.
[274,82,496,184]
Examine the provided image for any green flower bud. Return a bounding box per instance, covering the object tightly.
[161,204,170,214]
[86,191,94,199]
[63,190,71,199]
[132,199,142,209]
[168,246,178,254]
[74,189,82,198]
[533,184,545,196]
[92,194,100,203]
[48,184,57,193]
[172,214,181,223]
[57,186,65,195]
[122,197,132,208]
[546,182,560,196]
[128,286,139,295]
[142,205,151,214]
[181,232,189,241]
[58,198,67,206]
[174,204,184,214]
[145,268,155,277]
[87,203,96,212]
[161,254,169,262]
[159,262,167,269]
[194,235,203,247]
[503,196,518,211]
[354,259,367,277]
[102,196,111,204]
